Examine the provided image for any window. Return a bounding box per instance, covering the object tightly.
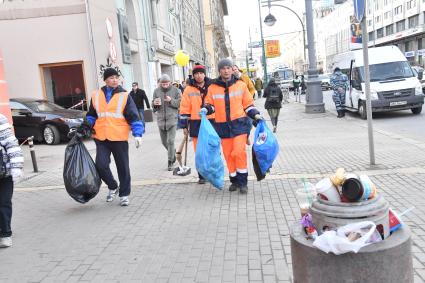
[375,16,381,23]
[405,41,413,51]
[394,5,403,15]
[386,24,394,35]
[377,28,384,38]
[369,31,375,41]
[396,20,405,32]
[409,15,419,28]
[368,19,373,27]
[384,0,389,5]
[384,11,391,19]
[407,0,416,9]
[418,38,425,50]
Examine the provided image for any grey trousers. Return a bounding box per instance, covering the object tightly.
[159,125,177,162]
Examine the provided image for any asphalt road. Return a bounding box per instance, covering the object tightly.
[321,90,425,141]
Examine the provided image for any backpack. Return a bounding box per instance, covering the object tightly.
[268,87,281,103]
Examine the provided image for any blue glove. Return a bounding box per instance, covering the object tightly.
[199,107,208,115]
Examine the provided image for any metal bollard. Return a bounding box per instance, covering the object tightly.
[27,136,38,172]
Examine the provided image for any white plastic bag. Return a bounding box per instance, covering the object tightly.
[312,221,381,255]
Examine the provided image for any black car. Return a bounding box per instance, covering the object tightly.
[10,98,84,145]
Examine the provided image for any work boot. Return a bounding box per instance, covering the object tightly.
[340,110,345,117]
[239,185,248,194]
[0,237,12,248]
[229,183,238,192]
[106,188,118,202]
[198,174,206,184]
[273,126,277,133]
[337,110,342,118]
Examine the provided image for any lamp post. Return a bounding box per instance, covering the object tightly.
[258,0,268,85]
[261,0,325,113]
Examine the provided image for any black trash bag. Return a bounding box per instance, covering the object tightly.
[63,134,101,203]
[252,147,266,181]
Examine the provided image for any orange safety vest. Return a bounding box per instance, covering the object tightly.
[205,78,254,138]
[91,90,131,141]
[180,85,214,121]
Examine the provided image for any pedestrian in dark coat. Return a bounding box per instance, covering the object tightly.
[263,78,283,133]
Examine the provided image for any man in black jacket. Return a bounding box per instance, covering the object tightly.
[129,82,151,126]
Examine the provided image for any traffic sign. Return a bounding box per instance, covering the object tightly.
[248,41,262,48]
[354,0,365,23]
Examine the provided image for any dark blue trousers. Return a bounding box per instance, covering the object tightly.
[94,139,131,197]
[0,176,13,237]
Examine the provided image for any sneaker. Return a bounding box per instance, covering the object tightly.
[239,185,248,194]
[229,183,238,192]
[106,189,118,202]
[0,237,12,248]
[168,161,173,171]
[120,196,129,206]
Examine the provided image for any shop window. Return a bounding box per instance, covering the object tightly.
[39,62,87,110]
[377,28,384,38]
[386,24,394,35]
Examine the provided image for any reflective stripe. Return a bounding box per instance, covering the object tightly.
[97,112,125,118]
[213,94,225,99]
[229,172,237,177]
[245,106,256,113]
[229,90,243,98]
[188,92,200,97]
[95,90,100,113]
[236,168,248,173]
[179,115,190,120]
[116,92,126,114]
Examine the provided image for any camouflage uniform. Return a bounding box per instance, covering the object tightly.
[330,71,349,115]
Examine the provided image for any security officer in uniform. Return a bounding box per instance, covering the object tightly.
[330,67,349,118]
[85,68,143,206]
[202,59,262,194]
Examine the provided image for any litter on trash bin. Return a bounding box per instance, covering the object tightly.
[312,221,381,255]
[315,178,341,202]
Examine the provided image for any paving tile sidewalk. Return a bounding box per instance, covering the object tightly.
[3,97,425,282]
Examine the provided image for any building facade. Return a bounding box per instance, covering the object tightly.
[202,0,229,77]
[0,0,212,107]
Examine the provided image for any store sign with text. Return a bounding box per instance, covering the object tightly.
[265,40,281,58]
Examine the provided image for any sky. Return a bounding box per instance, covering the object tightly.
[224,0,306,66]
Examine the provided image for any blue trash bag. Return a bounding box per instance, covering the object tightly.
[195,113,224,189]
[252,120,280,177]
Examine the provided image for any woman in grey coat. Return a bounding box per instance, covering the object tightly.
[152,74,182,170]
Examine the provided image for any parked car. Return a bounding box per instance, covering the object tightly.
[318,74,332,90]
[9,98,84,145]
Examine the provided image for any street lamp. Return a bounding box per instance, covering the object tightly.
[261,0,324,113]
[264,13,277,26]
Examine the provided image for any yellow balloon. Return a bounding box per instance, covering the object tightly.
[175,50,190,67]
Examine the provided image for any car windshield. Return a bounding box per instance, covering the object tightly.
[359,61,414,82]
[26,101,64,112]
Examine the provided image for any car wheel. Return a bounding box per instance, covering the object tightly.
[411,106,422,115]
[43,125,61,145]
[358,100,367,120]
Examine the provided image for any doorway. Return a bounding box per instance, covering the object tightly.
[40,62,87,110]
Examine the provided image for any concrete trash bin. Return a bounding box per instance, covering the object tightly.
[310,195,390,239]
[290,223,413,283]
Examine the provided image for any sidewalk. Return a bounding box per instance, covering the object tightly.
[3,97,425,282]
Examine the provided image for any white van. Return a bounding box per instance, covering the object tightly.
[331,46,424,119]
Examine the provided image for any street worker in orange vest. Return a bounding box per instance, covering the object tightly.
[201,59,263,194]
[178,63,214,184]
[84,68,144,206]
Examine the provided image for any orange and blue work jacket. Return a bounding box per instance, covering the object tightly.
[204,75,259,138]
[178,78,214,137]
